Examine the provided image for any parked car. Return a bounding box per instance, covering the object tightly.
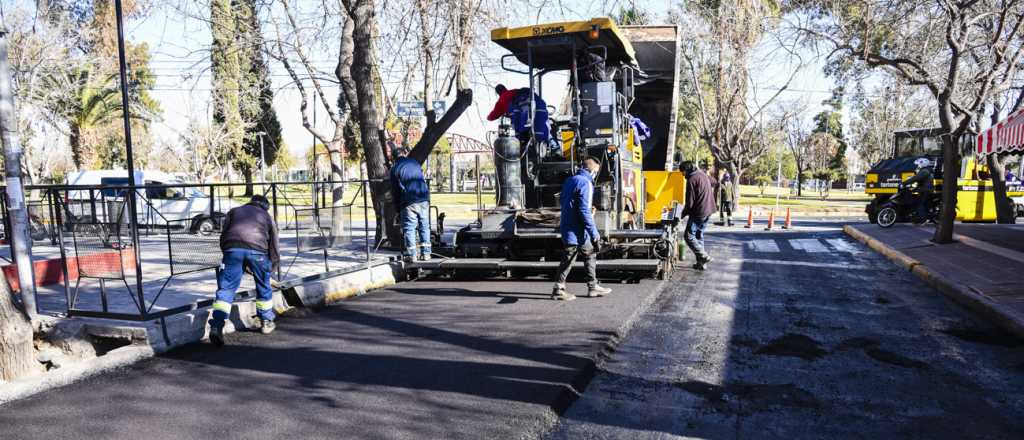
[64,170,236,235]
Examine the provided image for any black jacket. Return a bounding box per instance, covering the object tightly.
[220,203,280,265]
[683,169,718,219]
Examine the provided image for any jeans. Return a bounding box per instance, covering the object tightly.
[684,215,710,262]
[554,240,598,288]
[401,201,432,258]
[211,248,274,329]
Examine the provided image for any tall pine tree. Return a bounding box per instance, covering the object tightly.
[210,0,281,191]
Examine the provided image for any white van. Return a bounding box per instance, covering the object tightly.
[64,170,236,235]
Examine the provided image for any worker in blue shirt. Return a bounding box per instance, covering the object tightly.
[390,148,432,262]
[552,157,613,301]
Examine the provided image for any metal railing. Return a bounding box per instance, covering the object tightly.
[0,179,385,323]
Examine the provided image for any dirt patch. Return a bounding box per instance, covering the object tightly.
[754,333,827,361]
[865,348,928,369]
[941,326,1022,348]
[675,380,820,414]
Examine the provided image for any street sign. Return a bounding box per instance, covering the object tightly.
[396,101,447,118]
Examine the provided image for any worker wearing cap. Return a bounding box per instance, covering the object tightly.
[681,161,717,270]
[209,195,280,346]
[390,148,432,262]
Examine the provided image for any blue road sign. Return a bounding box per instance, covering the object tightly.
[396,101,447,118]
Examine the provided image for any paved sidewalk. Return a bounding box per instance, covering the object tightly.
[845,223,1024,338]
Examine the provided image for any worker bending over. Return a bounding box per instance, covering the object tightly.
[487,84,552,149]
[552,158,613,301]
[209,195,280,346]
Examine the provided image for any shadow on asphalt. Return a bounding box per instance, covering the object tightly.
[548,225,1024,439]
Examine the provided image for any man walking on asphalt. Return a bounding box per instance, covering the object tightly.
[390,148,432,262]
[718,171,735,226]
[681,161,717,270]
[209,195,280,346]
[552,158,613,301]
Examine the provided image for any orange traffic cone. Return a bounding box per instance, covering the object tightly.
[765,210,775,231]
[744,208,754,229]
[782,208,792,229]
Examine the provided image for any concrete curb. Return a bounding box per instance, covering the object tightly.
[0,259,404,407]
[843,225,1024,339]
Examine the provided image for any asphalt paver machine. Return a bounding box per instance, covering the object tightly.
[412,18,686,280]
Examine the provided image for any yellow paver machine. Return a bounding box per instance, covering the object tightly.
[416,18,687,280]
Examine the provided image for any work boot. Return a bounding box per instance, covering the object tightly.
[403,255,415,264]
[693,256,713,271]
[209,324,224,347]
[551,286,576,301]
[587,284,612,297]
[260,319,276,335]
[419,253,432,262]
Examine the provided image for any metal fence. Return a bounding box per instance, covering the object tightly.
[1,180,384,323]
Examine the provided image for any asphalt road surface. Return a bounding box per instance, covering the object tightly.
[0,273,665,439]
[1,219,1021,439]
[546,221,1024,439]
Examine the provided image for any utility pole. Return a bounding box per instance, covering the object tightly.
[0,30,37,320]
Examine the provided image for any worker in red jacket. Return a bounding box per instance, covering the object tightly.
[487,84,550,146]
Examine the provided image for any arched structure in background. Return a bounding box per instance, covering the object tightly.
[444,133,492,192]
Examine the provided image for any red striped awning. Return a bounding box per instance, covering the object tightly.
[977,107,1024,157]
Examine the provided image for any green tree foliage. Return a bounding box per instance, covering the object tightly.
[211,0,282,188]
[238,0,282,183]
[812,88,846,180]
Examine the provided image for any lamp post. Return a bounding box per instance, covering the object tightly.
[256,131,267,182]
[114,0,146,315]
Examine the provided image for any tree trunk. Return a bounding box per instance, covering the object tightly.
[987,154,1016,224]
[345,0,400,247]
[407,89,472,164]
[796,165,804,197]
[0,281,39,381]
[933,133,959,244]
[242,169,254,196]
[70,123,83,169]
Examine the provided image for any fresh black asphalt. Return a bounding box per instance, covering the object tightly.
[0,275,665,439]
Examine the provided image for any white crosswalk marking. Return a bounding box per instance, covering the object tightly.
[748,239,780,253]
[825,238,860,253]
[789,238,828,253]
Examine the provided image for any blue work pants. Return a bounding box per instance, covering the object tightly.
[401,201,432,258]
[684,216,711,262]
[211,248,275,329]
